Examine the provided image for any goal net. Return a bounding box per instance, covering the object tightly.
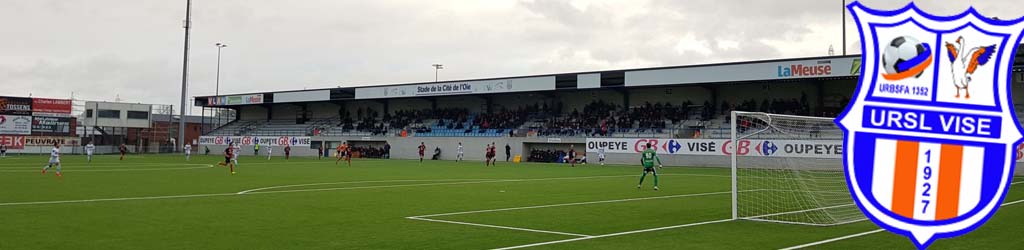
[730,111,864,226]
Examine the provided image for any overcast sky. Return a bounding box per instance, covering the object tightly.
[1,0,1021,109]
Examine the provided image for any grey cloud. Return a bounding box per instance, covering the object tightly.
[1,0,1022,107]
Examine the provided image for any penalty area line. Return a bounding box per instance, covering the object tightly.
[407,217,592,237]
[0,165,214,172]
[777,196,1024,250]
[776,229,885,250]
[404,190,737,249]
[490,218,734,250]
[236,178,499,194]
[1,174,727,207]
[412,191,731,218]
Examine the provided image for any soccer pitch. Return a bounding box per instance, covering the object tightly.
[1,155,1022,249]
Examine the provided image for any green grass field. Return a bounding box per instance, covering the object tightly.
[0,154,1022,249]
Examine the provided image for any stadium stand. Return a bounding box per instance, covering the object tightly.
[193,52,1024,164]
[203,96,825,139]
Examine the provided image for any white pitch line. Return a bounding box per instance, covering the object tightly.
[247,179,527,195]
[1002,199,1024,206]
[408,217,592,237]
[0,165,213,172]
[0,173,721,207]
[242,174,713,195]
[412,191,732,218]
[490,218,734,250]
[0,192,237,206]
[0,163,213,169]
[777,196,1024,250]
[406,191,732,239]
[776,229,886,250]
[237,178,498,194]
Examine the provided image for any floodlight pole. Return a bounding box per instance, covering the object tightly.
[842,0,847,55]
[215,43,227,129]
[215,43,227,97]
[432,64,444,82]
[178,0,193,153]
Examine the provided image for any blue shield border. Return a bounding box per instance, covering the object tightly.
[836,2,1024,249]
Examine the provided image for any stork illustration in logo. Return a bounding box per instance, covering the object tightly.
[944,36,996,99]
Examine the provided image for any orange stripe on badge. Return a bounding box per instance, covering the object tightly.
[891,140,920,218]
[936,144,964,220]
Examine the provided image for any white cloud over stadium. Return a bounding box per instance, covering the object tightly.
[1,0,1021,108]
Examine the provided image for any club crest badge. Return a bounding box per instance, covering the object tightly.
[837,2,1024,249]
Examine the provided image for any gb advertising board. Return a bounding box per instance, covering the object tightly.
[585,138,843,159]
[199,136,311,147]
[0,115,32,135]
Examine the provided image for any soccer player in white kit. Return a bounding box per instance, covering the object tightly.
[232,143,241,166]
[267,146,273,160]
[598,148,606,166]
[457,142,464,162]
[42,143,62,177]
[85,142,95,163]
[184,144,192,161]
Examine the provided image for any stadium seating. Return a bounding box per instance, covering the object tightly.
[204,97,835,139]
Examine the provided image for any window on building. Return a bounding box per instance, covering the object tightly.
[98,110,120,118]
[127,111,149,120]
[86,109,93,118]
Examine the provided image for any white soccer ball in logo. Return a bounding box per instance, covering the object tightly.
[882,36,927,77]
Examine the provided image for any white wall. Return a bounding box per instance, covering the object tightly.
[198,135,1024,176]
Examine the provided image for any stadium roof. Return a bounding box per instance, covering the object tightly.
[196,47,1024,107]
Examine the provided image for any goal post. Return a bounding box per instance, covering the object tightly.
[730,111,864,226]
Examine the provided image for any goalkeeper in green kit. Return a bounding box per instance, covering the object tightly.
[637,143,663,190]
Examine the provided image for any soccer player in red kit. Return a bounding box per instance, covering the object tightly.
[486,143,496,166]
[217,146,236,174]
[119,143,127,160]
[335,142,351,166]
[418,142,426,162]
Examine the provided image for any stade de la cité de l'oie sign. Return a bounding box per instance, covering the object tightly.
[837,2,1024,249]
